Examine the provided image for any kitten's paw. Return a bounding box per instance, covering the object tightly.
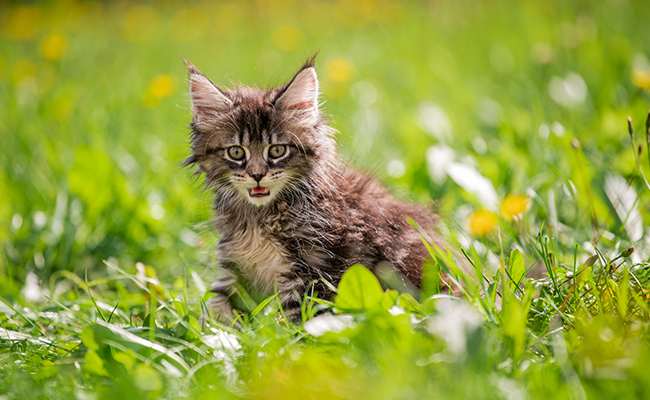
[204,294,236,324]
[278,287,303,322]
[282,305,303,322]
[277,276,305,322]
[210,275,237,294]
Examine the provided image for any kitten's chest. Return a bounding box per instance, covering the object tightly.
[220,221,292,294]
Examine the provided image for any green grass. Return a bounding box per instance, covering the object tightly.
[2,0,650,398]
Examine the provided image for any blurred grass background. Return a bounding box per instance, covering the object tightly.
[2,1,650,398]
[3,0,650,288]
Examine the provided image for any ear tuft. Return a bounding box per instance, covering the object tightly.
[277,67,319,114]
[185,60,232,120]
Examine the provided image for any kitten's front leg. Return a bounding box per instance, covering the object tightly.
[205,274,237,324]
[277,274,306,321]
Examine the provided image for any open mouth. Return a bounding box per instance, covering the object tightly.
[248,186,270,198]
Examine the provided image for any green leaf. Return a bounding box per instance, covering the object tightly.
[335,264,384,311]
[381,289,399,309]
[173,315,201,341]
[501,285,534,361]
[507,249,525,292]
[397,293,422,314]
[421,259,440,300]
[250,292,279,319]
[84,350,109,377]
[616,270,629,320]
[34,360,59,381]
[133,364,163,392]
[85,320,190,373]
[113,351,135,372]
[81,326,99,351]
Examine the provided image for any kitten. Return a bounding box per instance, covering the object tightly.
[184,57,438,321]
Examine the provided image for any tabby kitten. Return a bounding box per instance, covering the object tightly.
[185,57,437,321]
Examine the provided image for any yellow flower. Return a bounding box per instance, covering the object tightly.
[325,58,354,83]
[272,25,303,51]
[149,75,175,98]
[501,194,530,219]
[39,34,68,61]
[143,75,175,108]
[632,69,650,92]
[468,210,498,236]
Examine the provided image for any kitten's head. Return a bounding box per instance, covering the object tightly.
[184,57,335,208]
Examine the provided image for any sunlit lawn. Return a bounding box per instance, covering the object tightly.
[2,0,650,398]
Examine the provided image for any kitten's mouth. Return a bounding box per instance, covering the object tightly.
[248,186,270,198]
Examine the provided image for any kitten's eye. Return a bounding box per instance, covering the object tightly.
[228,146,245,160]
[268,145,286,159]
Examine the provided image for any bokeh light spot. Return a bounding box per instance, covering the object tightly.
[386,159,406,178]
[272,25,304,51]
[143,75,176,108]
[632,69,650,92]
[40,34,68,61]
[170,8,207,43]
[11,59,37,86]
[3,6,41,41]
[325,58,354,83]
[120,6,161,43]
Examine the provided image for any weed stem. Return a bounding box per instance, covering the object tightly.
[646,110,650,175]
[628,115,650,192]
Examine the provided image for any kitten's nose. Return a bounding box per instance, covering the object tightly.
[251,173,265,183]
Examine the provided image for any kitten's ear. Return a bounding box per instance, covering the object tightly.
[276,66,319,121]
[184,59,232,120]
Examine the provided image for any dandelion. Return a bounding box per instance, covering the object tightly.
[142,75,175,108]
[39,34,68,61]
[325,58,354,83]
[501,194,530,220]
[272,25,303,51]
[468,210,498,237]
[632,69,650,92]
[149,75,174,98]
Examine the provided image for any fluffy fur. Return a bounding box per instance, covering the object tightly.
[184,57,437,320]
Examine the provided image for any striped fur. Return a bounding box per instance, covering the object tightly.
[185,57,437,321]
